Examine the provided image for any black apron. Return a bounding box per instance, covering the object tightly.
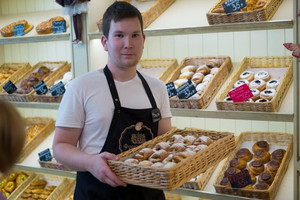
[74,66,165,200]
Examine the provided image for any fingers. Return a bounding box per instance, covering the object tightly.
[101,152,120,161]
[102,166,127,187]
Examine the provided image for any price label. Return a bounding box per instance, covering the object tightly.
[166,82,177,98]
[228,170,252,188]
[52,20,66,34]
[228,84,253,102]
[33,80,48,95]
[38,148,52,162]
[50,81,65,96]
[14,24,25,37]
[3,80,17,94]
[177,80,197,99]
[222,0,247,14]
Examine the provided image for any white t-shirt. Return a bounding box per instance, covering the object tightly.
[56,70,172,154]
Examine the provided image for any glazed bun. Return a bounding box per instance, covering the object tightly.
[229,158,247,170]
[236,148,253,162]
[253,150,270,164]
[252,141,269,153]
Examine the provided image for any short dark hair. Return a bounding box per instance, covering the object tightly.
[102,1,143,38]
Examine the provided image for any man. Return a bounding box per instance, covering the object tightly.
[53,1,172,199]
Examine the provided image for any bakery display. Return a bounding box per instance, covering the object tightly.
[0,66,22,84]
[0,20,34,37]
[211,0,268,13]
[36,16,68,34]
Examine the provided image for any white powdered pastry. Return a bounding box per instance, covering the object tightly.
[174,79,188,88]
[203,74,214,82]
[196,83,206,93]
[181,65,196,73]
[234,80,249,88]
[210,67,219,75]
[266,79,280,89]
[224,96,232,101]
[254,70,269,79]
[240,70,254,79]
[249,79,266,87]
[179,71,194,79]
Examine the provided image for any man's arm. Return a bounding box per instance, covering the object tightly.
[157,117,172,136]
[53,126,126,187]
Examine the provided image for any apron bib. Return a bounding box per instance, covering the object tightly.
[74,66,165,200]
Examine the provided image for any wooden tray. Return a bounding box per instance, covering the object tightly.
[206,0,284,25]
[166,56,233,109]
[0,169,36,199]
[18,117,55,163]
[56,179,75,200]
[216,56,293,112]
[96,0,175,31]
[108,128,235,191]
[213,131,293,200]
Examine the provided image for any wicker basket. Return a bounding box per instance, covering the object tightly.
[55,179,75,200]
[166,56,233,109]
[18,117,55,163]
[0,169,36,200]
[96,0,175,31]
[0,62,31,93]
[33,63,71,103]
[0,61,68,102]
[138,58,178,83]
[38,159,74,172]
[108,128,235,191]
[206,0,284,25]
[213,131,293,200]
[216,56,293,112]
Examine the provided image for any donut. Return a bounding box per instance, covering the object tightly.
[234,80,249,88]
[249,79,266,91]
[266,79,280,90]
[250,89,260,101]
[240,71,254,82]
[181,65,196,73]
[179,71,194,80]
[196,65,210,75]
[260,89,275,101]
[254,70,271,82]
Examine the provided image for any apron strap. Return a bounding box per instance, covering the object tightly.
[137,71,158,109]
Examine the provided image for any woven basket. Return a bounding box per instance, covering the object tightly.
[213,131,293,200]
[33,63,71,103]
[206,0,284,25]
[138,58,178,83]
[0,169,36,200]
[108,128,235,190]
[96,0,175,31]
[18,117,55,163]
[216,56,293,112]
[0,62,31,93]
[11,173,70,200]
[56,179,76,200]
[0,61,68,102]
[38,159,74,172]
[166,56,233,109]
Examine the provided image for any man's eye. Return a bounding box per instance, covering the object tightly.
[115,34,123,37]
[132,34,138,38]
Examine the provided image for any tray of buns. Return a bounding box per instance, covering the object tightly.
[166,56,233,109]
[206,0,284,25]
[0,61,68,102]
[216,56,293,112]
[10,173,71,200]
[138,58,178,83]
[0,169,36,199]
[96,0,175,31]
[33,63,72,103]
[108,128,235,190]
[18,117,55,163]
[0,62,31,93]
[213,131,293,200]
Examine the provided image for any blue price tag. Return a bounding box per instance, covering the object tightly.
[166,82,177,98]
[14,24,25,37]
[52,20,66,34]
[222,0,247,14]
[177,80,197,99]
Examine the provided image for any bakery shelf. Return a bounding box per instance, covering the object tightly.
[11,102,60,109]
[0,9,70,44]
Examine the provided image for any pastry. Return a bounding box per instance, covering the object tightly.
[270,149,286,163]
[4,181,16,193]
[245,98,253,102]
[196,83,206,95]
[249,79,266,91]
[203,74,214,83]
[148,149,169,163]
[212,7,225,13]
[229,158,247,170]
[255,99,269,103]
[256,0,267,9]
[254,150,270,164]
[173,151,195,163]
[191,73,204,84]
[168,143,186,153]
[181,65,196,73]
[194,135,213,145]
[260,89,275,101]
[224,167,241,177]
[236,148,253,162]
[0,20,33,37]
[206,59,221,68]
[179,71,194,80]
[124,158,139,164]
[250,89,260,101]
[7,172,17,181]
[194,144,208,152]
[163,162,177,168]
[266,79,280,90]
[28,185,45,189]
[250,173,256,185]
[258,172,274,185]
[266,160,281,175]
[30,179,47,186]
[224,96,232,101]
[168,134,184,144]
[173,79,188,88]
[36,16,66,34]
[234,80,249,88]
[252,141,269,153]
[151,162,164,168]
[45,186,56,191]
[185,145,196,152]
[183,135,196,146]
[210,67,219,75]
[254,70,271,82]
[243,184,254,189]
[248,160,264,176]
[134,148,155,161]
[139,160,153,167]
[153,142,170,151]
[32,188,44,194]
[162,154,174,164]
[240,71,254,82]
[220,177,231,187]
[254,183,270,190]
[196,65,210,75]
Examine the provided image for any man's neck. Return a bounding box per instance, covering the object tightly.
[106,64,137,82]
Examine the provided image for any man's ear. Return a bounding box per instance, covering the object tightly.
[142,33,146,49]
[101,35,108,52]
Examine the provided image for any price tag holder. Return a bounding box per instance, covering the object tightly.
[52,20,67,34]
[50,81,65,96]
[177,80,197,99]
[228,84,253,102]
[3,80,17,94]
[228,169,252,189]
[33,80,48,95]
[14,24,25,37]
[222,0,247,14]
[38,148,52,162]
[166,82,177,98]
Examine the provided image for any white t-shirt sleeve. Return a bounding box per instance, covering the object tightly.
[157,81,172,119]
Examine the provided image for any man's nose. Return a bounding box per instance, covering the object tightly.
[124,36,133,49]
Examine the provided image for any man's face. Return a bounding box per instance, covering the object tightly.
[102,17,145,70]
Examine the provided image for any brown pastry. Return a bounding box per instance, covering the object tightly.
[193,135,213,145]
[148,149,169,163]
[173,151,195,163]
[240,70,254,82]
[151,162,164,168]
[250,173,256,185]
[173,79,188,88]
[153,142,170,151]
[168,134,184,144]
[45,185,56,191]
[224,167,241,177]
[4,181,16,193]
[179,71,194,80]
[236,148,253,162]
[30,179,47,186]
[206,59,221,68]
[258,172,274,185]
[254,150,270,164]
[28,185,45,189]
[162,154,174,164]
[134,148,155,161]
[252,141,269,153]
[185,145,196,152]
[168,143,186,153]
[32,188,45,194]
[248,160,265,176]
[270,149,286,163]
[191,73,205,84]
[7,172,17,181]
[139,160,153,167]
[124,158,139,164]
[36,16,66,34]
[183,135,196,146]
[212,7,225,13]
[220,177,231,187]
[254,183,270,190]
[196,65,210,75]
[181,65,196,73]
[266,160,281,175]
[0,20,30,37]
[229,158,247,170]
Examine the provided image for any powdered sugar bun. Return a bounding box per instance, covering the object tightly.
[210,67,219,75]
[249,79,266,91]
[181,65,196,73]
[191,73,204,84]
[254,71,271,82]
[234,80,249,88]
[194,135,213,145]
[179,71,194,80]
[266,79,280,90]
[203,74,214,83]
[240,71,254,82]
[196,65,210,75]
[174,79,188,88]
[255,99,269,103]
[260,89,276,101]
[250,89,260,101]
[224,96,232,101]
